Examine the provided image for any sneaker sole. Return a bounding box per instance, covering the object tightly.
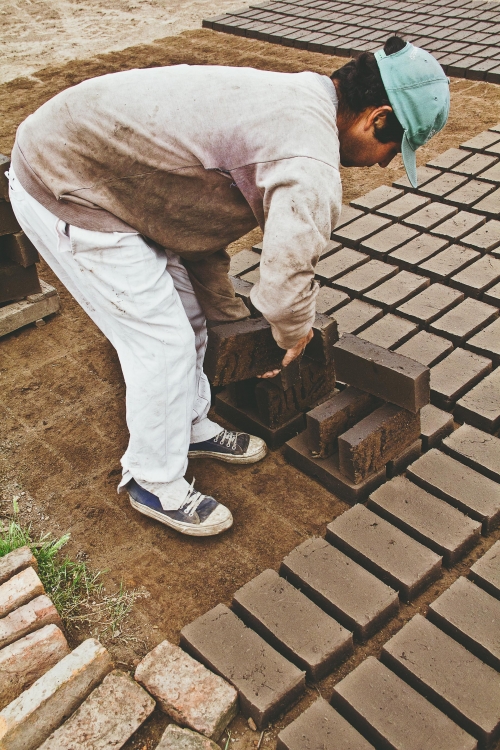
[187,444,267,464]
[129,497,233,536]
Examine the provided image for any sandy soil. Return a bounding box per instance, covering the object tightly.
[1,26,500,750]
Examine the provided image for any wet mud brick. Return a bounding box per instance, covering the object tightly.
[461,131,500,152]
[0,232,39,267]
[232,569,353,681]
[306,386,379,459]
[331,657,477,750]
[334,204,364,230]
[388,234,448,270]
[446,180,495,211]
[363,270,430,310]
[430,211,485,242]
[385,439,422,479]
[0,546,37,586]
[428,577,500,671]
[455,367,500,432]
[395,331,453,368]
[358,314,418,350]
[418,171,469,199]
[229,248,260,277]
[332,260,397,297]
[315,247,368,283]
[381,614,500,749]
[0,200,20,236]
[452,152,499,177]
[326,505,442,602]
[0,566,44,618]
[407,449,500,533]
[427,147,470,171]
[0,638,113,750]
[403,202,458,231]
[315,285,349,314]
[38,670,155,750]
[239,266,259,285]
[350,185,403,212]
[442,423,500,483]
[359,224,420,259]
[430,347,492,409]
[368,476,481,566]
[450,255,500,297]
[467,317,500,362]
[470,541,500,599]
[280,537,398,642]
[393,165,440,190]
[419,403,454,450]
[180,604,306,729]
[0,154,10,201]
[461,220,500,253]
[478,161,500,185]
[332,333,430,413]
[332,299,383,336]
[418,244,480,282]
[473,187,500,218]
[376,192,430,221]
[276,698,375,750]
[331,214,392,249]
[205,318,280,385]
[429,298,498,345]
[230,276,253,307]
[0,261,41,304]
[306,313,338,364]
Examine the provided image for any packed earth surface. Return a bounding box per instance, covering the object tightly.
[1,9,500,749]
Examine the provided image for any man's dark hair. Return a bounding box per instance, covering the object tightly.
[331,36,406,144]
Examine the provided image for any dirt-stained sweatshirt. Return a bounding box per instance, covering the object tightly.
[12,64,342,349]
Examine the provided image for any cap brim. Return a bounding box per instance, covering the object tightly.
[401,132,418,188]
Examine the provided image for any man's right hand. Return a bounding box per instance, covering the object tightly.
[257,329,314,379]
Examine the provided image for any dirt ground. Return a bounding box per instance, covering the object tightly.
[1,27,500,750]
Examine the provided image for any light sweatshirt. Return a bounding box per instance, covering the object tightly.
[12,64,342,349]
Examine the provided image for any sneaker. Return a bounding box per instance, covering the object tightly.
[127,478,233,536]
[188,429,267,464]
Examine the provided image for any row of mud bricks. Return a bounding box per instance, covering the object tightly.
[0,155,59,337]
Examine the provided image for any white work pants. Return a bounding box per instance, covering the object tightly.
[9,168,221,508]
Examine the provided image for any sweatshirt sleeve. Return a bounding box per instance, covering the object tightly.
[183,249,251,323]
[241,156,341,350]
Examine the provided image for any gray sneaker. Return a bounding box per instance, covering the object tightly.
[188,429,267,464]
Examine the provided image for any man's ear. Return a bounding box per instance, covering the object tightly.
[364,105,393,133]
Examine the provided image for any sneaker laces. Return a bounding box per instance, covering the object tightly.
[213,429,240,450]
[180,478,205,517]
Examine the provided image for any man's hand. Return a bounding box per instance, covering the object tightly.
[257,329,314,379]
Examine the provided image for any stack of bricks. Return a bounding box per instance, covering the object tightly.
[0,154,59,337]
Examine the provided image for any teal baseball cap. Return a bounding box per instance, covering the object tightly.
[375,42,450,187]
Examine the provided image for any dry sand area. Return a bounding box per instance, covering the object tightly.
[2,15,500,750]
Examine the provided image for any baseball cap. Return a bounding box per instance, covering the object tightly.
[375,42,450,188]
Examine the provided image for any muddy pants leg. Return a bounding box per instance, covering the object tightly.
[9,168,219,509]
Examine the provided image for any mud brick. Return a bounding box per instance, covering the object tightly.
[451,152,498,177]
[429,298,498,345]
[0,154,9,201]
[418,244,480,281]
[388,234,448,270]
[419,403,454,450]
[332,299,383,336]
[334,658,478,750]
[455,368,500,433]
[363,271,429,311]
[376,192,430,221]
[230,276,253,308]
[284,431,386,504]
[276,698,374,750]
[315,248,368,283]
[334,204,364,230]
[0,261,41,304]
[427,147,470,170]
[307,313,338,364]
[280,537,398,641]
[451,255,500,297]
[477,161,500,184]
[403,202,458,231]
[397,284,464,326]
[473,187,500,217]
[395,331,453,368]
[360,224,420,259]
[429,577,500,671]
[315,285,349,314]
[157,725,220,750]
[0,625,69,712]
[0,594,61,650]
[331,214,392,249]
[461,131,500,152]
[320,239,343,259]
[385,439,422,479]
[0,546,37,585]
[470,541,500,599]
[306,386,379,459]
[0,232,39,268]
[485,140,500,156]
[239,266,260,284]
[350,185,403,212]
[446,179,495,210]
[393,165,441,190]
[180,604,305,730]
[229,248,260,277]
[382,615,500,748]
[430,347,492,409]
[0,638,112,750]
[232,569,353,681]
[443,423,500,483]
[483,281,500,306]
[368,476,481,566]
[0,566,44,619]
[419,172,469,199]
[326,504,441,601]
[215,390,304,449]
[461,220,500,253]
[358,314,418,350]
[467,317,500,362]
[333,259,397,296]
[430,211,485,241]
[0,200,20,236]
[407,448,500,533]
[333,333,430,412]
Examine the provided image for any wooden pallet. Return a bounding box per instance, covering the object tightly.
[0,279,60,336]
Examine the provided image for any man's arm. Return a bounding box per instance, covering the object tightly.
[183,248,251,323]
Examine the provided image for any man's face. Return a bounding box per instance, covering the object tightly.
[338,105,401,169]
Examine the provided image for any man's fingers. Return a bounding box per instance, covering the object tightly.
[257,369,281,379]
